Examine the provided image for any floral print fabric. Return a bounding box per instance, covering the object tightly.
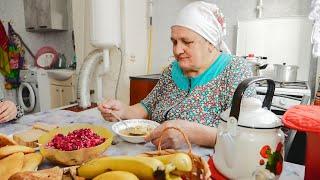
[141,55,254,127]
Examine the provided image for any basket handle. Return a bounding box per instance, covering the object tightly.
[158,127,192,153]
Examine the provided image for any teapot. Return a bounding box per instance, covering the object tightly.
[214,77,285,179]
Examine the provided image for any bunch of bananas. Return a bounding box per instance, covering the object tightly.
[77,152,193,180]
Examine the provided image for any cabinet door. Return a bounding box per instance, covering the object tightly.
[23,0,37,30]
[50,85,61,108]
[61,86,74,106]
[36,0,51,29]
[130,79,159,105]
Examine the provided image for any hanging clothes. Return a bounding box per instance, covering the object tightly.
[0,20,10,77]
[309,0,320,57]
[8,22,24,69]
[5,22,25,89]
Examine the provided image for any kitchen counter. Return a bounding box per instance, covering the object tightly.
[0,108,305,179]
[129,74,161,80]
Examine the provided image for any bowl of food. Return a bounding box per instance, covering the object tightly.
[38,124,113,165]
[112,119,160,143]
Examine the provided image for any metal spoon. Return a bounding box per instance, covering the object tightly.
[109,111,146,136]
[109,111,129,128]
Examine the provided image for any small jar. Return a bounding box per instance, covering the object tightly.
[314,92,320,106]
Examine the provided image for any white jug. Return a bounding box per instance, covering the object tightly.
[214,77,285,179]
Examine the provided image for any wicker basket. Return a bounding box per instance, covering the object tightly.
[140,127,211,180]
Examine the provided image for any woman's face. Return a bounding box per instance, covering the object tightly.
[171,26,213,76]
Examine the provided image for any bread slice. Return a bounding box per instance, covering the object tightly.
[0,145,35,159]
[13,129,46,148]
[9,166,63,180]
[0,152,24,180]
[0,133,17,148]
[32,123,59,132]
[21,153,43,172]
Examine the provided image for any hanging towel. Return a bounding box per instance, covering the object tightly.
[8,22,24,70]
[5,22,25,89]
[0,20,10,76]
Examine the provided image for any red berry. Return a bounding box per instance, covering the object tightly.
[47,128,106,151]
[260,145,271,158]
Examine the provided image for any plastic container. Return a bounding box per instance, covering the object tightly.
[90,0,121,48]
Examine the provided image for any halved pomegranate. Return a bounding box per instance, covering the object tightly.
[47,128,106,151]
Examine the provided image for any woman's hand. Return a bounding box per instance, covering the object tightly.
[0,100,17,123]
[98,99,127,121]
[145,120,193,149]
[145,120,217,148]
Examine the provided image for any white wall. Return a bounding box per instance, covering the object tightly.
[151,0,312,73]
[236,17,312,81]
[0,0,74,102]
[73,0,319,103]
[73,0,148,104]
[151,0,192,73]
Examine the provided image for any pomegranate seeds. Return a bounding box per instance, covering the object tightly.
[47,128,106,151]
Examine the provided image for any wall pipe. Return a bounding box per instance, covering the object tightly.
[78,49,104,108]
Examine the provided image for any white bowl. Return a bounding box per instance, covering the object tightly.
[112,119,160,143]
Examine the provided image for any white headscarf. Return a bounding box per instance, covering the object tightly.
[172,1,230,53]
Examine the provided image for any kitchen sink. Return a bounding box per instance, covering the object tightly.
[47,69,75,81]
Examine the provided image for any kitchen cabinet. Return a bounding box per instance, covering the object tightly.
[50,85,61,108]
[50,85,75,108]
[61,86,74,107]
[129,74,160,105]
[50,75,76,108]
[23,0,68,32]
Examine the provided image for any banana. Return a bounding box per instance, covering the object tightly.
[165,164,183,180]
[77,156,165,179]
[167,174,183,180]
[0,145,35,159]
[165,163,176,174]
[153,153,192,172]
[21,152,43,172]
[93,171,139,180]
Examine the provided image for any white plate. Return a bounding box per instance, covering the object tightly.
[112,119,160,143]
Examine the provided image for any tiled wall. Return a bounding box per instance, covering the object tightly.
[210,0,311,55]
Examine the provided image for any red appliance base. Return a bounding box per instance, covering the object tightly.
[207,156,227,180]
[305,132,320,179]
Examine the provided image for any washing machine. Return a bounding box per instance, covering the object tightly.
[18,68,51,114]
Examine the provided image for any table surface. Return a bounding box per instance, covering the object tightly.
[0,108,305,179]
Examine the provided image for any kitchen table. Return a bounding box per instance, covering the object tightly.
[0,108,305,179]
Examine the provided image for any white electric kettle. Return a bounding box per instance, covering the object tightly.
[214,77,285,180]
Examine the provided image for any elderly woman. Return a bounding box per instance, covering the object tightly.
[98,1,253,148]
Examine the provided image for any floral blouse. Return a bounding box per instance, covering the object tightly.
[141,53,254,127]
